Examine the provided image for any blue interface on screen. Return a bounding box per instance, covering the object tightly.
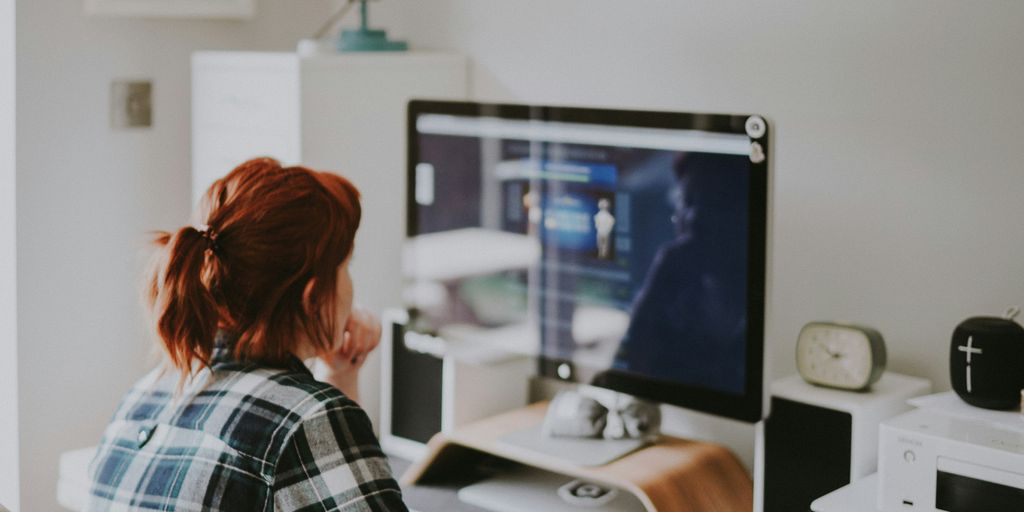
[407,115,752,395]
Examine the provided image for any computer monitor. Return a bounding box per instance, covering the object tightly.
[404,100,769,423]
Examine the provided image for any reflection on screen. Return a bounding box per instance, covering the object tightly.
[405,115,752,395]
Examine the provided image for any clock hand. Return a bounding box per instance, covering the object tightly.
[821,343,842,359]
[813,342,832,357]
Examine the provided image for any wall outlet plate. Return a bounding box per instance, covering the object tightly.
[110,80,152,128]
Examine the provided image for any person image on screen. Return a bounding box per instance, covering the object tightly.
[607,153,749,394]
[593,197,616,260]
[87,158,408,511]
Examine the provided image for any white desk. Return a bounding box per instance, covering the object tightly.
[57,447,96,511]
[810,473,880,512]
[59,447,482,512]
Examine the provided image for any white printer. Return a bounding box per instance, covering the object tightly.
[877,406,1024,512]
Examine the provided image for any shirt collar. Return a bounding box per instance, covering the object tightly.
[210,331,313,376]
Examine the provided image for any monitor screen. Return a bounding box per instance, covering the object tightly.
[404,101,769,422]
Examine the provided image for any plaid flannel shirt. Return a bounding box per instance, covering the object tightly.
[87,338,408,511]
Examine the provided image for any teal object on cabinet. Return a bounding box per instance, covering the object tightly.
[338,0,408,52]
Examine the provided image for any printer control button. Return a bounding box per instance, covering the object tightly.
[903,449,916,463]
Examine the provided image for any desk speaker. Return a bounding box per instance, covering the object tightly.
[762,374,930,512]
[379,308,533,461]
[950,316,1024,410]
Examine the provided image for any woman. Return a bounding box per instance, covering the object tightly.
[87,158,408,511]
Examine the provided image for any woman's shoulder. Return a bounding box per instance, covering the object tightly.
[256,364,358,416]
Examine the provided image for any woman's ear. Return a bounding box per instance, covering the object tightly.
[302,277,318,314]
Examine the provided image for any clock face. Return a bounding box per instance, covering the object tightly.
[796,323,883,390]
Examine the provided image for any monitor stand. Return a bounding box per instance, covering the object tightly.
[497,424,650,467]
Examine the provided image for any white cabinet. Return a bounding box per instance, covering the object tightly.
[192,51,468,428]
[192,50,467,314]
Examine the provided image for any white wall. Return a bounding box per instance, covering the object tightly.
[1,0,18,508]
[373,0,1024,464]
[14,1,338,510]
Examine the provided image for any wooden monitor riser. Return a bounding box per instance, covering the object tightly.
[402,401,753,512]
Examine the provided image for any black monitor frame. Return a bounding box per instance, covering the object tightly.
[406,100,769,423]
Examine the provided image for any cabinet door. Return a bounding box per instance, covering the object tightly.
[191,53,301,205]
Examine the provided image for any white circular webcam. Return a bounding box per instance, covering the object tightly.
[745,116,766,139]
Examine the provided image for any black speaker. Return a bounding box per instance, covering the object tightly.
[950,316,1024,410]
[761,374,930,511]
[764,396,852,512]
[380,310,443,458]
[379,308,533,460]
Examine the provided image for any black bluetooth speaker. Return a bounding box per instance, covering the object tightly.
[949,316,1024,410]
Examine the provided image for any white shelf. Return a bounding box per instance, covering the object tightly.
[771,373,931,414]
[908,391,1024,432]
[810,473,880,512]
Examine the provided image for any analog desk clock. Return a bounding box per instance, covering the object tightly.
[796,322,887,391]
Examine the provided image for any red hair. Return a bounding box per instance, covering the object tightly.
[147,157,361,373]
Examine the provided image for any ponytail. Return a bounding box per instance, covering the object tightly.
[148,226,221,373]
[145,158,361,376]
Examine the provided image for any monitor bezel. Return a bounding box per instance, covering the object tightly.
[406,99,769,423]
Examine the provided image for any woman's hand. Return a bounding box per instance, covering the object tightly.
[320,306,382,403]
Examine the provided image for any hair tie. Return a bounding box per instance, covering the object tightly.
[195,224,221,255]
